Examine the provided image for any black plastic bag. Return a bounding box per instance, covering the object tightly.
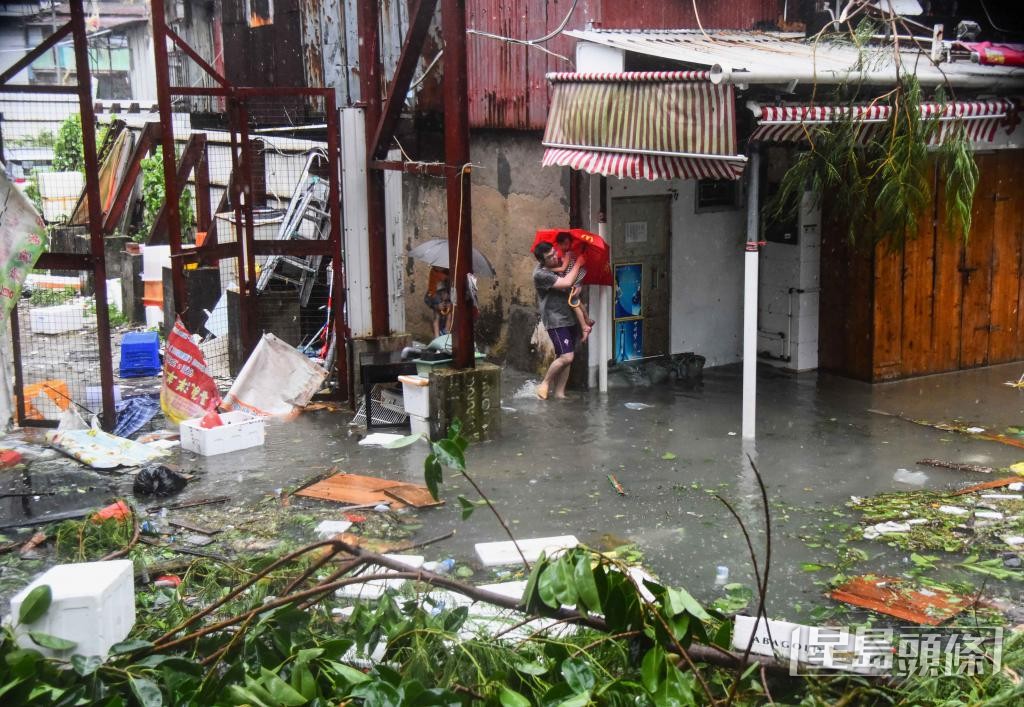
[133,465,188,497]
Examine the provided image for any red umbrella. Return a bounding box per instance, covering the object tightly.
[531,228,612,286]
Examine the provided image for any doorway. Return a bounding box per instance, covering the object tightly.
[610,196,671,360]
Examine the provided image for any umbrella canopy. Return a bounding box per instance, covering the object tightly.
[407,239,496,277]
[531,228,612,286]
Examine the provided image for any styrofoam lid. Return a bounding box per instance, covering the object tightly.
[398,375,429,387]
[11,560,133,602]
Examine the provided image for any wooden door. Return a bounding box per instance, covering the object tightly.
[959,153,998,367]
[611,196,671,359]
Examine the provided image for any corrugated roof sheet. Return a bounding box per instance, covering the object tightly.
[567,30,1024,90]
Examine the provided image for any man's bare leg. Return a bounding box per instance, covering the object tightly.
[553,353,574,398]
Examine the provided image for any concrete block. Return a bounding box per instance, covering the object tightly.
[428,362,501,442]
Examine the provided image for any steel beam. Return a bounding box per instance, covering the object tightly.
[442,0,474,368]
[148,133,207,244]
[70,0,116,430]
[150,0,188,316]
[357,0,391,336]
[370,0,439,160]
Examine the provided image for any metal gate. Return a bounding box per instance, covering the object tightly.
[1,1,118,429]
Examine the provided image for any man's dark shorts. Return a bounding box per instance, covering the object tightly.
[547,326,577,356]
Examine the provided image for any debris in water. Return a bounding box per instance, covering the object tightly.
[607,474,626,496]
[894,468,928,485]
[830,576,966,625]
[917,458,995,474]
[624,402,652,410]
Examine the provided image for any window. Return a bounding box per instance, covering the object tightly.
[245,0,274,27]
[695,179,739,212]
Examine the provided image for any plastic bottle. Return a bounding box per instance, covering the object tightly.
[714,566,729,586]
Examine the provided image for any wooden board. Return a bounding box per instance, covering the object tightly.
[933,181,965,373]
[295,473,406,506]
[830,576,966,625]
[960,153,997,368]
[900,205,934,377]
[872,239,904,380]
[384,484,445,508]
[952,476,1021,496]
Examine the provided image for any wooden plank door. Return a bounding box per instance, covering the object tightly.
[959,153,998,368]
[987,151,1024,364]
[611,196,672,359]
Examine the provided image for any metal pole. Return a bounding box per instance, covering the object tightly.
[597,176,608,393]
[70,0,116,430]
[742,150,761,440]
[325,92,350,401]
[442,0,474,368]
[150,0,187,315]
[357,0,390,336]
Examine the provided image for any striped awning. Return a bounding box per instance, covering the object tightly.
[542,71,748,181]
[750,99,1020,144]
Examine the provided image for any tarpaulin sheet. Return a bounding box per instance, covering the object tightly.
[222,333,328,418]
[0,170,47,325]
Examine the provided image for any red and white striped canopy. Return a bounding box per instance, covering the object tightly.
[750,99,1020,144]
[542,71,748,181]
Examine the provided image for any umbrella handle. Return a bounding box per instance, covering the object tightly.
[568,286,582,308]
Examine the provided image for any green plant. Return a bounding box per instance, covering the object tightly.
[141,148,195,238]
[52,115,84,172]
[28,287,74,307]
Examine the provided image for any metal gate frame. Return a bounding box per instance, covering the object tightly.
[150,0,350,401]
[1,0,117,429]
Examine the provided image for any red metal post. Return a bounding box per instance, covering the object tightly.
[442,0,474,368]
[69,0,116,429]
[150,0,188,315]
[226,96,252,354]
[357,0,391,336]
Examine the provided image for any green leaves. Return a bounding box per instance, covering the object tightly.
[28,632,76,652]
[422,418,469,500]
[128,677,163,707]
[17,585,51,625]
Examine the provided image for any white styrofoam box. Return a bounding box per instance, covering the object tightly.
[475,536,580,567]
[9,560,135,658]
[398,374,430,418]
[85,385,121,409]
[144,305,164,328]
[335,554,425,600]
[30,303,85,334]
[105,279,123,315]
[409,414,429,437]
[141,245,171,282]
[180,410,265,456]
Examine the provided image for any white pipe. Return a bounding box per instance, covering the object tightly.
[742,151,761,440]
[710,64,1024,89]
[598,219,609,393]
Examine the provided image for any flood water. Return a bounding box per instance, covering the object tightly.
[5,359,1024,621]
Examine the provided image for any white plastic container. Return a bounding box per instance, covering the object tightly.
[9,560,135,659]
[409,413,430,437]
[30,303,86,334]
[180,410,265,456]
[398,374,430,418]
[144,305,164,328]
[141,245,171,282]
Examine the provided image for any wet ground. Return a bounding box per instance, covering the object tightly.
[4,359,1024,621]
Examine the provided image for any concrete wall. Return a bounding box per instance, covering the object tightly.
[401,130,570,362]
[605,177,747,368]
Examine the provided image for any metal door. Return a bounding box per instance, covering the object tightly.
[610,196,671,359]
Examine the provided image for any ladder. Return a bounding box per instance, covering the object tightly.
[255,151,331,306]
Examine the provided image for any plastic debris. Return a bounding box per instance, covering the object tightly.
[0,449,23,468]
[133,465,188,497]
[92,500,132,523]
[862,519,927,539]
[359,433,406,446]
[830,575,966,625]
[154,575,182,588]
[893,468,928,485]
[938,505,969,516]
[624,402,653,410]
[314,520,353,539]
[714,566,729,586]
[607,474,626,496]
[112,395,160,438]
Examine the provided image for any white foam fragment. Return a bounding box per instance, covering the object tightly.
[938,506,969,516]
[314,520,353,539]
[980,494,1023,501]
[359,433,407,447]
[1002,535,1024,547]
[976,510,1004,520]
[474,536,579,567]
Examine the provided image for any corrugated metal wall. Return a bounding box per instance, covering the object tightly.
[464,0,782,130]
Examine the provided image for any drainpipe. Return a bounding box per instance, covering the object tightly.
[742,150,761,440]
[710,64,1022,90]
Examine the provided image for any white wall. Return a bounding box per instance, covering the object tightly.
[605,177,747,368]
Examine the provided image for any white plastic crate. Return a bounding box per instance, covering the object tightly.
[398,374,430,418]
[180,410,265,456]
[9,560,135,658]
[30,303,85,334]
[409,413,430,437]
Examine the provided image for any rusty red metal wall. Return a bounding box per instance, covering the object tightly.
[466,0,783,129]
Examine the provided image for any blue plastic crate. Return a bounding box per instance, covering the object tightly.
[119,331,161,378]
